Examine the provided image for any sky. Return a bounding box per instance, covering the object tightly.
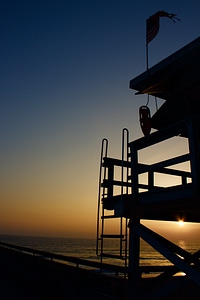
[1,0,200,239]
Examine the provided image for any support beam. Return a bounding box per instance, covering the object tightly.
[133,223,200,287]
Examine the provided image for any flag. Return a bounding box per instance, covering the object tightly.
[146,10,180,44]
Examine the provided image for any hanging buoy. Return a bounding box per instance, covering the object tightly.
[139,106,151,136]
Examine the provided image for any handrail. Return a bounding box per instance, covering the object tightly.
[139,163,191,177]
[128,118,195,194]
[138,154,192,189]
[0,241,126,274]
[0,241,177,275]
[102,157,191,177]
[138,154,191,175]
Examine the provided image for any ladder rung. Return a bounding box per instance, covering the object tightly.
[101,234,124,238]
[101,253,125,259]
[101,215,121,219]
[102,179,132,187]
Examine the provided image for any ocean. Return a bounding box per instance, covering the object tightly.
[1,235,200,269]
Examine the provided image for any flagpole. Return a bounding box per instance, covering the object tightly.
[145,11,179,105]
[146,19,150,106]
[145,11,179,71]
[146,42,149,71]
[146,19,149,71]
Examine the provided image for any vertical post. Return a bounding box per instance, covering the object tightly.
[148,171,154,191]
[126,144,140,299]
[121,128,129,259]
[146,18,149,72]
[146,36,150,107]
[107,162,114,198]
[96,139,108,257]
[101,160,114,265]
[187,119,200,191]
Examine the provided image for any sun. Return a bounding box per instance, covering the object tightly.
[178,220,184,226]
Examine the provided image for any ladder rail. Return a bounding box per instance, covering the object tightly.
[120,128,129,270]
[96,129,130,278]
[96,138,108,257]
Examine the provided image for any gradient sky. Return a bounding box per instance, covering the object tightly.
[1,0,200,239]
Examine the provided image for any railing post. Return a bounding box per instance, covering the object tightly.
[148,171,154,191]
[107,162,114,198]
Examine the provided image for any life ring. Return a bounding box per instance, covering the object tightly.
[139,106,151,136]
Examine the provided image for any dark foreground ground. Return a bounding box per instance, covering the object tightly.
[0,245,126,300]
[1,245,200,299]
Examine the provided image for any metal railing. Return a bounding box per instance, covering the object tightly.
[128,118,196,200]
[0,241,176,276]
[0,241,126,275]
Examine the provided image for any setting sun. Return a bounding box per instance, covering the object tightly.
[178,220,184,227]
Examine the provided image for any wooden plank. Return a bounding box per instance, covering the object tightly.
[129,119,186,150]
[139,184,194,204]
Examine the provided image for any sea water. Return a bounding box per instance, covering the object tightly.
[0,235,200,268]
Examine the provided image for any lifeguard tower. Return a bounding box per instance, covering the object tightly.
[96,36,200,299]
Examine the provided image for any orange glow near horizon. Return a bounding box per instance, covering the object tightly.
[1,186,200,240]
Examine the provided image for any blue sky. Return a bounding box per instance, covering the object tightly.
[0,0,200,237]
